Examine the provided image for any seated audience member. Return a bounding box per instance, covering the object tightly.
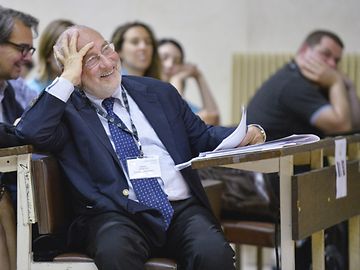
[16,24,265,270]
[247,30,358,140]
[158,38,220,125]
[247,30,355,270]
[111,21,161,79]
[27,19,74,93]
[0,6,39,270]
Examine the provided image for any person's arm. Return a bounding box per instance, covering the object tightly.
[296,56,351,133]
[169,69,186,94]
[194,69,220,125]
[16,31,93,150]
[343,77,360,130]
[170,63,220,125]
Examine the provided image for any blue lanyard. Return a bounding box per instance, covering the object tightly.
[81,86,143,156]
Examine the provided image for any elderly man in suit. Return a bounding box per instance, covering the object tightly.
[16,25,264,270]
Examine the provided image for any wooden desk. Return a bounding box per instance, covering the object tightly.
[0,145,110,270]
[191,134,360,270]
[0,146,100,270]
[0,145,35,270]
[2,136,360,270]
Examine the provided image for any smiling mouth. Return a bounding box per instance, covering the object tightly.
[100,69,114,78]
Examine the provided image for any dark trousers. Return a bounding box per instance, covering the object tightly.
[83,197,235,270]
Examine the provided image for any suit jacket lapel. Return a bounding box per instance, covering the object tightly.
[2,82,24,124]
[71,90,120,164]
[122,78,181,163]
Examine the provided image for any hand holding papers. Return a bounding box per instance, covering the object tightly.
[214,107,247,151]
[175,107,248,170]
[198,134,320,159]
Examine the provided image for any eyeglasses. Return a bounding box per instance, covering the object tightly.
[84,42,115,69]
[3,40,36,56]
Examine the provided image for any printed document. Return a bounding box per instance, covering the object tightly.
[175,108,320,170]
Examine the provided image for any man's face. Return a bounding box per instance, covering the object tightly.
[303,36,343,69]
[78,28,121,99]
[0,19,34,81]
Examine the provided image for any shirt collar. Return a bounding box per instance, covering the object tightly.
[84,85,125,112]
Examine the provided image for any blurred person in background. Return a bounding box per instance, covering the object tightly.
[27,19,74,93]
[111,21,161,79]
[158,38,219,125]
[247,29,359,270]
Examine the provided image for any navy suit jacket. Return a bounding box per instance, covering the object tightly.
[16,76,234,243]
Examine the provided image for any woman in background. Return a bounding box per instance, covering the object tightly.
[111,21,161,79]
[158,38,219,125]
[27,19,74,93]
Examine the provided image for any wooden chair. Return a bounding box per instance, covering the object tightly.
[200,169,277,270]
[200,179,223,220]
[221,220,276,270]
[31,154,177,270]
[30,155,224,270]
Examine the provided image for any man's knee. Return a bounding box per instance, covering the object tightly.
[178,230,234,270]
[89,220,150,270]
[192,237,235,269]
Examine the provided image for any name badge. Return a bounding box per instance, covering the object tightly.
[127,156,161,180]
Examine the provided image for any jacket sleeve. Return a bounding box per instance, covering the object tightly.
[15,91,70,152]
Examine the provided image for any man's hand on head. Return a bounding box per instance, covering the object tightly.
[297,54,341,89]
[53,31,93,86]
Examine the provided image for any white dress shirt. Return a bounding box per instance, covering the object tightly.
[46,77,191,201]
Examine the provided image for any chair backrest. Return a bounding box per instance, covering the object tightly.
[30,154,178,270]
[201,179,223,220]
[31,154,71,234]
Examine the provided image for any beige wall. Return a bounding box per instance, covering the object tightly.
[3,0,359,125]
[246,0,360,53]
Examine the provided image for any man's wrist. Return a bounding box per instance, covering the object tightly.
[248,124,266,142]
[45,77,74,102]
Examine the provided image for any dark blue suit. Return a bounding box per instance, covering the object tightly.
[17,76,235,269]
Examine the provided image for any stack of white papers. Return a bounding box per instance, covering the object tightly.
[213,107,247,151]
[199,133,320,158]
[176,108,320,170]
[176,132,320,171]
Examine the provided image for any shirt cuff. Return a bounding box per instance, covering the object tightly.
[45,77,74,102]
